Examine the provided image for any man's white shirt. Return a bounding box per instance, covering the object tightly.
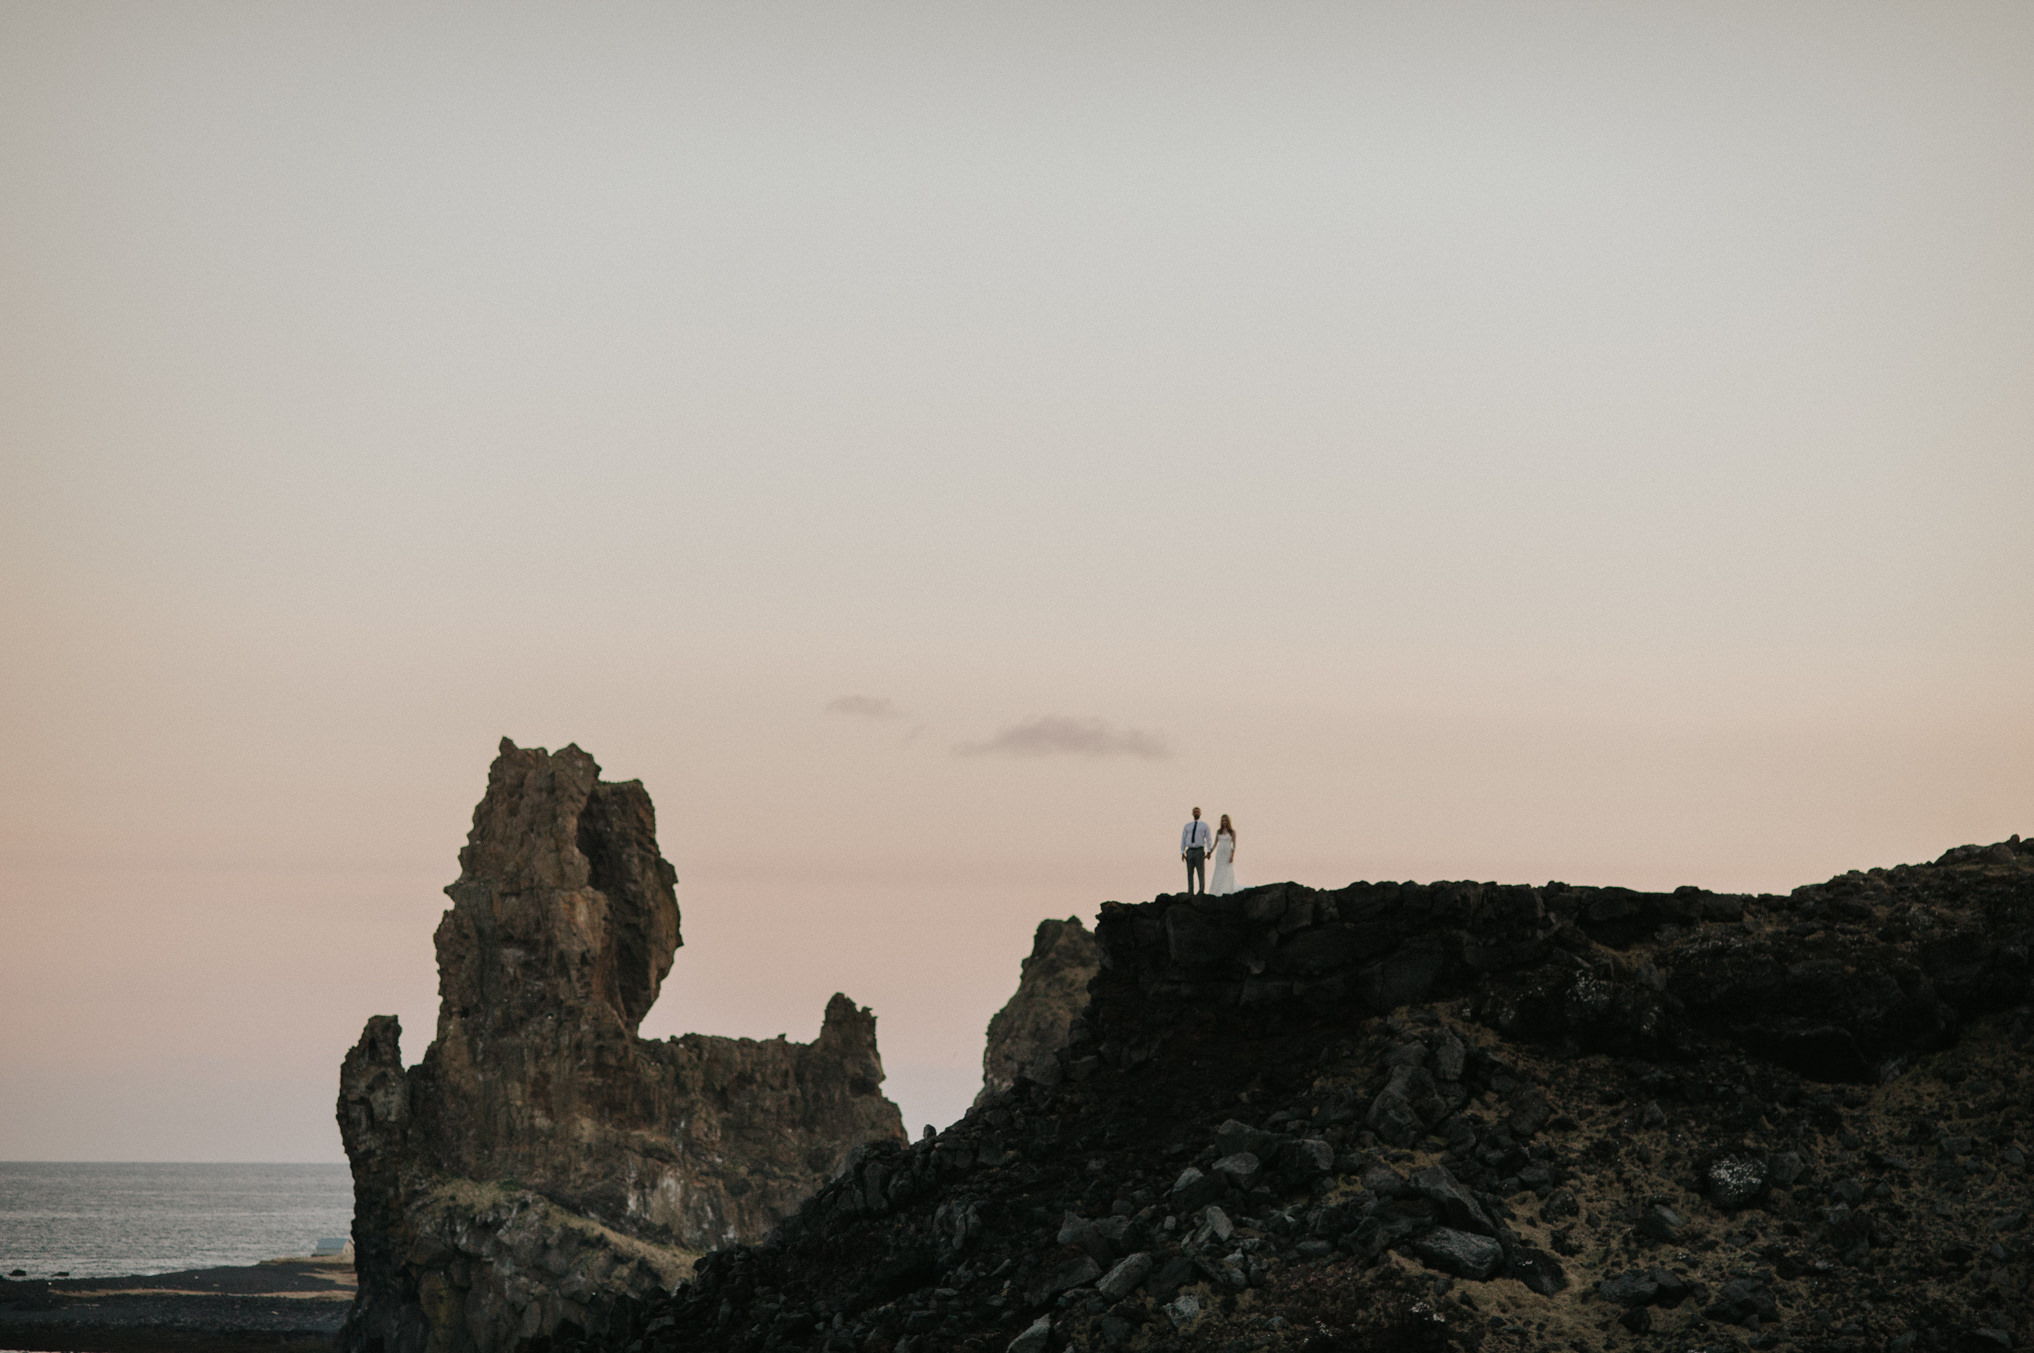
[1181,819,1212,852]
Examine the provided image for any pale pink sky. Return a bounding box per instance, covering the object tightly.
[2,3,2030,1160]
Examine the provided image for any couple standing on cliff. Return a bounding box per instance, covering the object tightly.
[1179,807,1240,896]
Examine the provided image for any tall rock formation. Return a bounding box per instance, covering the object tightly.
[337,740,904,1353]
[977,916,1099,1103]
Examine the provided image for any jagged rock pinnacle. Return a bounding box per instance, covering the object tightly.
[337,740,904,1353]
[978,916,1100,1103]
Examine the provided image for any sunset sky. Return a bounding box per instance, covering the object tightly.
[3,2,2030,1160]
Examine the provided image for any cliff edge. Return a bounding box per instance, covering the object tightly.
[337,739,904,1353]
[575,835,2034,1353]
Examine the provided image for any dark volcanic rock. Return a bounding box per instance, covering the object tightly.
[1409,1227,1504,1281]
[978,916,1100,1102]
[1703,1150,1771,1209]
[1506,1244,1570,1296]
[337,740,904,1353]
[1706,1276,1782,1326]
[552,838,2034,1353]
[1408,1164,1495,1235]
[1599,1268,1691,1308]
[1635,1202,1687,1242]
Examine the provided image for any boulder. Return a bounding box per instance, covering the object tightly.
[1055,1212,1127,1263]
[1408,1227,1503,1281]
[1367,1065,1445,1148]
[1029,1256,1099,1303]
[1599,1271,1660,1307]
[1508,1245,1569,1295]
[1214,1119,1283,1159]
[1008,1314,1053,1353]
[1704,1153,1770,1210]
[1635,1204,1686,1242]
[1409,1164,1495,1235]
[1290,1138,1335,1178]
[1361,1162,1410,1198]
[1211,1152,1262,1189]
[1706,1278,1781,1327]
[1145,1256,1199,1302]
[1096,1252,1153,1299]
[1169,1166,1224,1211]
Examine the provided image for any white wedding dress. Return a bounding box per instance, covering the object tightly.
[1209,833,1238,895]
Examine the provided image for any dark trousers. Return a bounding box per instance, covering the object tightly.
[1185,846,1205,894]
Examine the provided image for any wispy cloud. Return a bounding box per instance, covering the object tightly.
[826,695,903,719]
[954,716,1171,760]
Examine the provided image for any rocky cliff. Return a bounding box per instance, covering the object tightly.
[337,740,905,1353]
[979,918,1100,1104]
[569,835,2034,1353]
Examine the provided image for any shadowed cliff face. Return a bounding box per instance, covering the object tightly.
[337,740,904,1353]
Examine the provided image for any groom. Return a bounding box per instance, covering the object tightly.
[1179,806,1212,895]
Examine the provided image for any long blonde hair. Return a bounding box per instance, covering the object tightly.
[1217,814,1235,840]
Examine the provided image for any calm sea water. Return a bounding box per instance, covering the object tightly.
[0,1162,353,1278]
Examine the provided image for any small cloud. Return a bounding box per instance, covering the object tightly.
[955,716,1171,760]
[826,695,902,719]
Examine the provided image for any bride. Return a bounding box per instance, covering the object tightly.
[1209,814,1239,895]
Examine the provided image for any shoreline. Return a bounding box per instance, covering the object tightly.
[0,1258,351,1353]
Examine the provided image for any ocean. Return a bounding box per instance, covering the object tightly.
[0,1162,353,1278]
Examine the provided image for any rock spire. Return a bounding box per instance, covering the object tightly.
[978,916,1100,1103]
[337,739,904,1353]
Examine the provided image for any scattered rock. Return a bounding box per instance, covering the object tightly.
[1361,1162,1409,1198]
[1599,1268,1690,1309]
[1169,1167,1223,1211]
[1028,1255,1099,1305]
[1210,1152,1261,1189]
[1507,1245,1569,1296]
[1636,1203,1686,1242]
[1007,1314,1053,1353]
[1095,1252,1152,1299]
[1408,1227,1503,1281]
[1145,1256,1198,1303]
[1599,1271,1658,1307]
[1410,1164,1495,1235]
[1433,1031,1468,1082]
[1289,1137,1335,1177]
[1705,1277,1781,1327]
[1704,1153,1770,1210]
